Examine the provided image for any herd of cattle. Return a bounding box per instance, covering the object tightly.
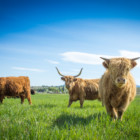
[0,57,139,120]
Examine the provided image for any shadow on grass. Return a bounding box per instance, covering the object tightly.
[31,103,57,108]
[73,104,101,109]
[52,112,107,128]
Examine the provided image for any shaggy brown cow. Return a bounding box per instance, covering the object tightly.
[99,57,139,120]
[0,76,32,104]
[56,67,100,108]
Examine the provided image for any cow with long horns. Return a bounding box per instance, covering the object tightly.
[56,67,100,108]
[99,57,139,120]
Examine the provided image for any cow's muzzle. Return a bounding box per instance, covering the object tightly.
[115,77,126,88]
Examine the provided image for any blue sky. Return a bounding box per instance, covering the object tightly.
[0,0,140,86]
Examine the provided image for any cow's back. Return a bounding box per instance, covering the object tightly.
[5,76,30,97]
[84,79,100,100]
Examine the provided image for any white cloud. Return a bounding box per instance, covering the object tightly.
[61,52,114,65]
[120,50,140,67]
[61,51,140,67]
[47,60,59,64]
[12,67,45,72]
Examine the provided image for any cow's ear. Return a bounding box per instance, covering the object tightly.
[103,61,109,69]
[100,57,110,69]
[61,77,65,81]
[73,78,77,82]
[131,61,137,69]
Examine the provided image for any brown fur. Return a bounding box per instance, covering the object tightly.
[62,76,100,107]
[99,57,138,120]
[0,76,32,104]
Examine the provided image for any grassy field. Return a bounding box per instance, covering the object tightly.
[0,94,140,140]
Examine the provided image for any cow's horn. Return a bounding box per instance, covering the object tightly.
[74,68,83,77]
[56,67,65,77]
[131,57,140,61]
[100,57,110,61]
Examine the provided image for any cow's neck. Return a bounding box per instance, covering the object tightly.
[110,82,127,97]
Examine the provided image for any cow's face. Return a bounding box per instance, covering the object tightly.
[61,76,77,90]
[102,58,138,88]
[56,67,82,90]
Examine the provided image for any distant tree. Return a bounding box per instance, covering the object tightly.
[37,88,46,92]
[62,86,65,92]
[59,87,61,93]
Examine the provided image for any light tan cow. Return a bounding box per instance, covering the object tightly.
[99,57,139,120]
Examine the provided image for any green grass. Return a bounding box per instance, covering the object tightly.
[0,94,140,140]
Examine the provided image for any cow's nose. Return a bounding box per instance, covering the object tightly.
[117,77,126,84]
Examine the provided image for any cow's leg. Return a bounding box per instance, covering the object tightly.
[27,95,32,105]
[118,111,124,121]
[68,99,73,107]
[117,99,128,121]
[26,89,32,105]
[112,108,118,120]
[80,98,84,108]
[0,95,4,103]
[106,104,117,120]
[20,95,25,104]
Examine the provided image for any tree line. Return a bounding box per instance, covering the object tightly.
[31,85,68,94]
[31,85,140,94]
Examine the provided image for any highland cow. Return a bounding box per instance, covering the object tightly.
[99,57,139,120]
[0,76,32,104]
[56,67,100,108]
